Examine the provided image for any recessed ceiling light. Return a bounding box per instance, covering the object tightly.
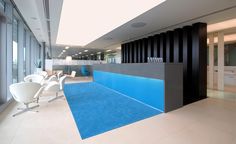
[97,52,101,54]
[75,54,78,55]
[63,50,66,52]
[90,54,94,55]
[104,37,113,40]
[56,0,166,46]
[131,22,146,28]
[79,52,82,54]
[106,49,112,52]
[84,50,88,52]
[65,46,70,49]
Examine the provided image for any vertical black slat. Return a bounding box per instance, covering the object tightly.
[124,44,127,63]
[153,34,160,57]
[182,26,192,105]
[160,33,166,62]
[191,23,207,103]
[133,41,137,63]
[174,28,183,63]
[147,37,152,57]
[151,36,154,57]
[101,53,105,61]
[137,40,141,63]
[121,44,125,63]
[166,31,174,63]
[140,40,144,63]
[142,38,148,62]
[126,43,130,63]
[129,42,133,63]
[136,41,139,63]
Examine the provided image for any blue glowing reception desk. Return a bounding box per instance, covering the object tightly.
[93,63,183,112]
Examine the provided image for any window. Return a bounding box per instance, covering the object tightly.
[12,18,18,83]
[23,29,26,76]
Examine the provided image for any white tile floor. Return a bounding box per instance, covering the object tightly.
[0,78,236,144]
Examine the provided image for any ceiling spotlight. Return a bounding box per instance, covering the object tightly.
[84,50,88,52]
[104,37,113,40]
[131,22,146,28]
[97,52,101,54]
[65,46,70,49]
[106,49,112,52]
[79,52,82,54]
[90,54,94,55]
[63,50,66,52]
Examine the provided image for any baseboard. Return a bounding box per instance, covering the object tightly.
[0,98,13,113]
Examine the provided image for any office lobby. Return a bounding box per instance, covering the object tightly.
[0,0,236,144]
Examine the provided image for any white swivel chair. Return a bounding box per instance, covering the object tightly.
[39,71,48,79]
[24,74,44,84]
[45,75,67,103]
[41,75,58,85]
[9,82,44,117]
[71,71,76,78]
[57,71,63,80]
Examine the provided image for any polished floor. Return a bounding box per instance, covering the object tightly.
[0,77,236,144]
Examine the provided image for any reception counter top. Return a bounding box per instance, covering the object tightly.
[93,63,183,112]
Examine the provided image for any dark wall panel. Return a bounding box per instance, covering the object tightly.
[129,43,133,63]
[182,26,193,105]
[191,23,207,103]
[137,40,141,63]
[133,42,137,63]
[142,38,148,63]
[154,35,160,57]
[121,22,207,106]
[166,31,174,63]
[160,33,166,62]
[126,43,130,63]
[121,44,124,63]
[147,37,153,58]
[174,28,183,63]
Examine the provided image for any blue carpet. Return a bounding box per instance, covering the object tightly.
[64,82,162,139]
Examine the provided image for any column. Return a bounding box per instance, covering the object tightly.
[18,21,24,81]
[217,32,224,91]
[208,33,214,89]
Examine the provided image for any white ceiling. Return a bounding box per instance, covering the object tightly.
[13,0,49,44]
[13,0,236,50]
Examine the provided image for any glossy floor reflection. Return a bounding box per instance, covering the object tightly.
[0,78,236,144]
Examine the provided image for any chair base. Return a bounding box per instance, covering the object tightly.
[13,104,39,117]
[48,95,64,103]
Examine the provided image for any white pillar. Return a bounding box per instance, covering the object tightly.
[208,34,214,89]
[217,32,224,91]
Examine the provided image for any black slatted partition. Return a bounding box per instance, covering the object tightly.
[191,23,207,103]
[137,40,141,63]
[183,26,193,105]
[120,22,207,105]
[166,31,174,63]
[174,28,183,63]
